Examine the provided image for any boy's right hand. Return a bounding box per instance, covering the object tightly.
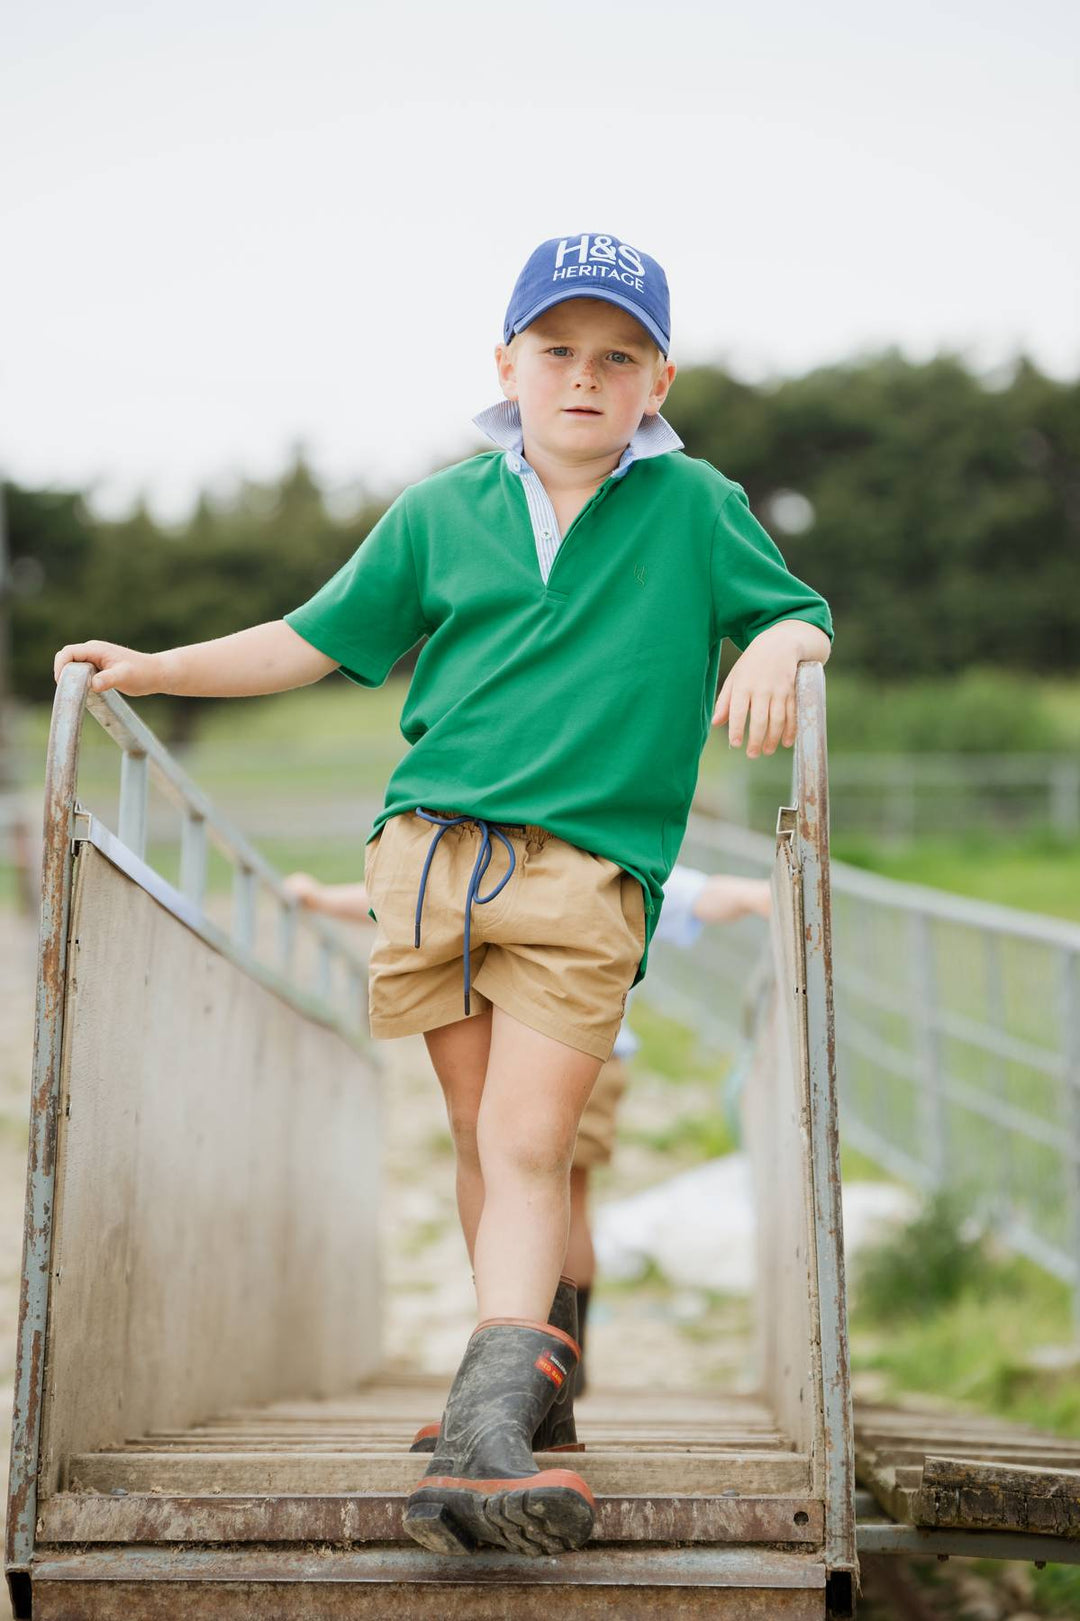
[53,641,165,696]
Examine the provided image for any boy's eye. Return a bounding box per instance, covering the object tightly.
[608,352,634,365]
[548,346,572,357]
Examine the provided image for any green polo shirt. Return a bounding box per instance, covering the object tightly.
[285,449,832,981]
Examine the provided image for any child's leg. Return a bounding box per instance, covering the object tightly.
[423,1008,492,1261]
[564,1167,595,1287]
[473,1006,602,1321]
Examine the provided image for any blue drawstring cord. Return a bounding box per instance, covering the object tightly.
[414,810,517,1015]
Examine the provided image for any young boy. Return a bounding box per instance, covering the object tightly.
[54,231,832,1558]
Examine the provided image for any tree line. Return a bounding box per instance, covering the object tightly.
[7,352,1079,730]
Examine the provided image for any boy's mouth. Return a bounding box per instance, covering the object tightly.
[563,407,602,416]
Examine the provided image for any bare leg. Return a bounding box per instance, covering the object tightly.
[473,1006,602,1321]
[423,1008,492,1262]
[564,1166,595,1288]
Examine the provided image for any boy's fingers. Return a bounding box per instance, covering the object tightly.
[745,691,771,758]
[762,690,788,755]
[782,690,798,747]
[712,672,732,727]
[725,687,750,746]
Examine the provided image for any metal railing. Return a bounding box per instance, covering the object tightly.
[71,669,369,1035]
[647,808,1080,1327]
[703,751,1080,843]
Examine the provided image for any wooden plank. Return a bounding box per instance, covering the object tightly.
[913,1454,1080,1536]
[862,1452,1076,1478]
[66,1449,813,1497]
[38,1491,825,1547]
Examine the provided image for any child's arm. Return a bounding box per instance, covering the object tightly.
[53,620,337,697]
[282,873,372,922]
[712,619,830,759]
[658,864,771,947]
[692,873,771,924]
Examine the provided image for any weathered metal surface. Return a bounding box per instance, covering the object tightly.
[30,1544,828,1588]
[77,813,361,1042]
[34,1572,825,1621]
[6,662,92,1582]
[793,662,857,1584]
[38,1490,824,1546]
[36,846,382,1498]
[6,665,379,1611]
[64,1445,812,1496]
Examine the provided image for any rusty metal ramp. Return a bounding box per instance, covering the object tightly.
[31,1376,830,1618]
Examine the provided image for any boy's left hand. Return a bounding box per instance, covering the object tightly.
[712,621,827,757]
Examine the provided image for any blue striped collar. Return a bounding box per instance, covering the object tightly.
[472,399,683,481]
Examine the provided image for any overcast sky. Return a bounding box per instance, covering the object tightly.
[4,0,1077,520]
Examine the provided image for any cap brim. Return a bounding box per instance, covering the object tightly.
[511,289,669,356]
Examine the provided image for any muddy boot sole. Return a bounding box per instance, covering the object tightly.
[403,1470,596,1556]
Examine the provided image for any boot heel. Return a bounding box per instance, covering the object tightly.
[402,1497,477,1555]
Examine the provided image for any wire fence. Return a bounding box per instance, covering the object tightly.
[646,808,1080,1326]
[702,752,1080,843]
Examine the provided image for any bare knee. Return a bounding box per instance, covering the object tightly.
[481,1126,574,1184]
[445,1104,481,1170]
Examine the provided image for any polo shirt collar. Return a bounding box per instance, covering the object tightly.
[472,399,683,481]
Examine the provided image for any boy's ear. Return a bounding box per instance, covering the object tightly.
[494,341,518,401]
[644,359,677,417]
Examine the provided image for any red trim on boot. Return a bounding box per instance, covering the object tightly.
[411,1422,440,1445]
[473,1317,581,1359]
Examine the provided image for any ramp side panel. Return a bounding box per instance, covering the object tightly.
[744,845,818,1460]
[37,845,380,1498]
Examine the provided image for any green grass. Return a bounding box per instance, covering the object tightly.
[623,999,717,1085]
[851,1200,1080,1436]
[851,1198,1080,1613]
[834,830,1080,923]
[620,1112,736,1162]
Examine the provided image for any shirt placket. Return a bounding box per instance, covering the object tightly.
[507,448,635,586]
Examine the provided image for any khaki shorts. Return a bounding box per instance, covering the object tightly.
[573,1056,630,1169]
[364,811,646,1061]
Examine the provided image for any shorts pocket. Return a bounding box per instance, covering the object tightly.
[620,873,647,957]
[363,828,384,888]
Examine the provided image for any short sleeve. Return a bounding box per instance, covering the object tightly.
[283,494,428,687]
[711,485,833,653]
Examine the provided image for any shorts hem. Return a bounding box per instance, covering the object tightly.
[369,992,492,1041]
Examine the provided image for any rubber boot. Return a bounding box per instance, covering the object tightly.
[575,1283,592,1397]
[531,1276,582,1452]
[402,1317,595,1556]
[410,1275,582,1455]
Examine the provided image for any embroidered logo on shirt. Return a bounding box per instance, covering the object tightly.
[634,563,648,587]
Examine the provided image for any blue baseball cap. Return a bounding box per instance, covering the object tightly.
[503,233,671,356]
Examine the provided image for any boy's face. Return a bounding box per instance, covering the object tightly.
[495,298,676,469]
